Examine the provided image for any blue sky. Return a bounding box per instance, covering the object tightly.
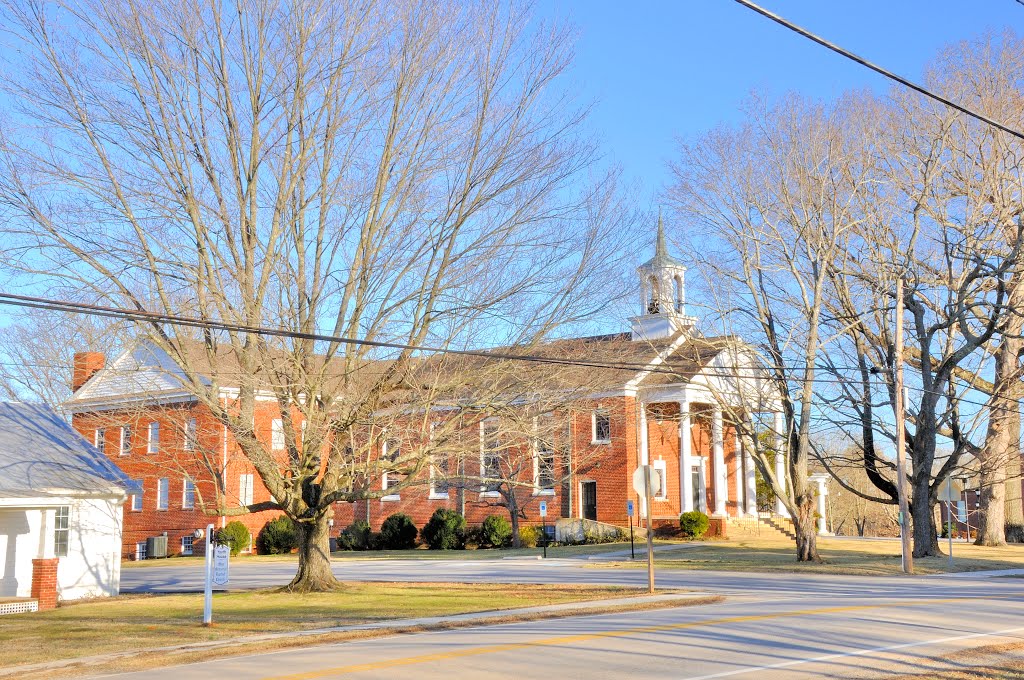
[541,0,1019,203]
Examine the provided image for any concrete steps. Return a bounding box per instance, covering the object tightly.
[727,516,796,541]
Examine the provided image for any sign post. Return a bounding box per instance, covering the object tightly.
[202,523,214,626]
[938,478,961,568]
[539,500,548,559]
[632,465,661,594]
[626,500,635,560]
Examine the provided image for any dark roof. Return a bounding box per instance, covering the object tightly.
[0,402,135,497]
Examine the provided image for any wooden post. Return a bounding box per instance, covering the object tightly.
[894,276,914,574]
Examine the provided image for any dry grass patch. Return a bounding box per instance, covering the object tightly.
[597,536,1024,576]
[0,582,635,671]
[883,640,1024,679]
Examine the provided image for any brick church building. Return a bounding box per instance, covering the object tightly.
[67,222,786,558]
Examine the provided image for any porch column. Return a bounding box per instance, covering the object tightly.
[734,423,744,513]
[679,401,693,512]
[743,418,758,516]
[639,402,649,520]
[773,411,789,517]
[712,406,727,517]
[810,473,830,535]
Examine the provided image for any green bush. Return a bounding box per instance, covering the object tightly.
[463,524,484,548]
[480,514,512,548]
[337,520,372,551]
[379,513,418,550]
[219,520,252,556]
[518,525,543,548]
[256,516,297,555]
[679,511,710,539]
[421,508,466,550]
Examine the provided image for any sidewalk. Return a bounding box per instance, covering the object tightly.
[577,542,706,560]
[0,591,714,678]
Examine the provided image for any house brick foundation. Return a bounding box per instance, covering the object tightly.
[31,558,59,610]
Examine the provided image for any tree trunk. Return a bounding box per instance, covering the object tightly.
[911,483,941,557]
[286,516,339,592]
[792,496,820,562]
[976,337,1018,546]
[508,495,522,548]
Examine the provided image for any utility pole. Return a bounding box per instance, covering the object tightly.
[894,276,914,574]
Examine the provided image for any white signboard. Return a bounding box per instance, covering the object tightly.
[213,544,230,586]
[538,500,547,517]
[632,465,662,497]
[937,478,962,503]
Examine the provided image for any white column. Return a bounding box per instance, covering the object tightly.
[810,474,829,535]
[713,407,727,517]
[743,421,758,516]
[639,402,649,519]
[734,423,744,512]
[774,411,789,517]
[679,401,693,512]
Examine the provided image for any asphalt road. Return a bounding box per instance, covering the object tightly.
[112,556,1024,679]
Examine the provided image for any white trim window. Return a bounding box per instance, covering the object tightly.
[157,478,169,510]
[94,428,105,452]
[271,419,285,451]
[382,439,401,501]
[180,535,194,555]
[534,438,556,495]
[53,506,70,557]
[184,417,198,451]
[147,421,160,454]
[429,454,450,499]
[239,473,254,506]
[653,459,668,500]
[592,410,611,444]
[480,419,501,495]
[120,425,132,456]
[182,478,196,510]
[131,482,143,511]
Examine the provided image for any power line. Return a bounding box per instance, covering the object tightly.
[732,0,1024,142]
[0,292,1009,416]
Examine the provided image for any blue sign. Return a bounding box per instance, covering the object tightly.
[627,500,634,517]
[539,501,547,517]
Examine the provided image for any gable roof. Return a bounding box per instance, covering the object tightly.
[0,402,134,498]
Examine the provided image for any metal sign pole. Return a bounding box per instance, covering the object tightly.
[202,523,214,626]
[644,466,655,593]
[627,500,635,560]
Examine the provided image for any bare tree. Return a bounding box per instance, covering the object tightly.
[0,0,635,590]
[668,93,872,562]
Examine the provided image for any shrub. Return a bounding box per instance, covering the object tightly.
[421,508,466,550]
[219,520,252,556]
[463,524,484,548]
[518,525,542,548]
[337,520,372,551]
[379,513,418,550]
[679,511,710,540]
[257,516,297,555]
[480,514,512,548]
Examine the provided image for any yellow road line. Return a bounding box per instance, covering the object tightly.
[266,596,1017,679]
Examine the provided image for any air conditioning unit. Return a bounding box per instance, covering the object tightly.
[146,534,168,559]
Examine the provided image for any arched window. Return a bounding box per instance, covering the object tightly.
[647,275,660,314]
[673,275,684,312]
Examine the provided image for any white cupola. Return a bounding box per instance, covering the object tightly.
[630,214,697,341]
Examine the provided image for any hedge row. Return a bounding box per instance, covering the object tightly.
[336,510,544,551]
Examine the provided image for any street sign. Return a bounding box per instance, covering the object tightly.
[538,501,547,517]
[632,465,662,498]
[937,478,962,503]
[213,544,230,586]
[626,500,634,517]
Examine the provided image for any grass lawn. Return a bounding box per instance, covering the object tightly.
[597,535,1024,576]
[0,582,639,672]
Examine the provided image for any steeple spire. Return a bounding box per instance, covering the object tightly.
[655,209,667,260]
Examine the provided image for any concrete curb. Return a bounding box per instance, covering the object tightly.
[1,592,715,678]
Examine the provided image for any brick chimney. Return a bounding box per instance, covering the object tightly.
[72,352,105,392]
